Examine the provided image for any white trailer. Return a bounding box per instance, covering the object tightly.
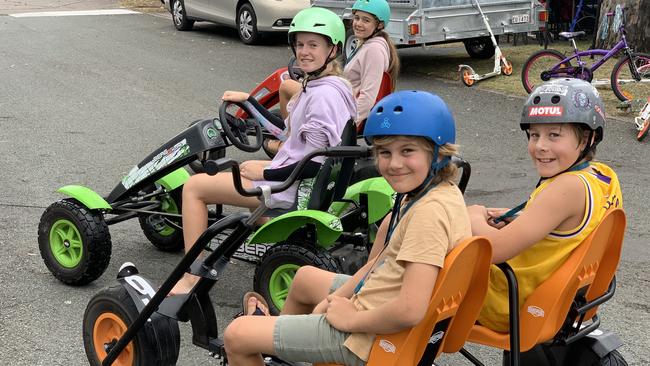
[312,0,548,59]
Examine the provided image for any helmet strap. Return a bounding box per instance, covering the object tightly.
[301,45,336,92]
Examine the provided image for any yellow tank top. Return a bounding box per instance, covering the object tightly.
[478,162,622,332]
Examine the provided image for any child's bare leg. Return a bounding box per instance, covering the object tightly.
[279,79,301,119]
[224,315,277,366]
[169,172,259,295]
[281,266,336,315]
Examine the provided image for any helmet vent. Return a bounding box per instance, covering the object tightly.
[551,95,561,104]
[313,23,326,27]
[376,106,384,114]
[533,96,541,104]
[393,106,403,114]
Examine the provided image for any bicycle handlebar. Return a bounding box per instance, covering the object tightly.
[204,146,372,197]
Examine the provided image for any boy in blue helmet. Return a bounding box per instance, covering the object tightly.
[223,90,471,366]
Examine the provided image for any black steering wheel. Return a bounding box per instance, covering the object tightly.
[219,101,263,153]
[287,56,304,81]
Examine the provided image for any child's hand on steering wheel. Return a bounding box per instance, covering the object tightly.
[222,91,250,103]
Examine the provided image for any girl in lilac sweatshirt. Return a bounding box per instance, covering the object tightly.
[169,7,355,295]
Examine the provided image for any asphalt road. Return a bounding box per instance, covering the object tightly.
[0,7,648,366]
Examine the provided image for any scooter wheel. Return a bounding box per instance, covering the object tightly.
[254,243,340,315]
[637,121,650,141]
[502,60,513,76]
[38,199,111,285]
[83,285,180,366]
[460,67,476,87]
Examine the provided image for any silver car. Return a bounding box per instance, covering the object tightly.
[162,0,309,44]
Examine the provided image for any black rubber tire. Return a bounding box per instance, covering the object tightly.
[610,52,650,102]
[350,158,380,185]
[595,350,627,366]
[171,0,194,31]
[344,28,360,60]
[38,199,111,286]
[138,187,184,252]
[254,243,340,315]
[463,36,496,59]
[83,285,180,366]
[521,49,567,93]
[237,3,261,45]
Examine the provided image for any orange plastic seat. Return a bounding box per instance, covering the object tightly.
[466,208,626,362]
[316,236,492,366]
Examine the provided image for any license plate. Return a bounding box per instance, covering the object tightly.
[511,14,530,24]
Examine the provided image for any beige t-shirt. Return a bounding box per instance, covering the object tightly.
[343,181,472,360]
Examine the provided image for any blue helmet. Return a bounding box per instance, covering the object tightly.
[352,0,391,25]
[364,90,456,145]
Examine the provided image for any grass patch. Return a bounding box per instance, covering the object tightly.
[404,38,643,120]
[120,0,164,12]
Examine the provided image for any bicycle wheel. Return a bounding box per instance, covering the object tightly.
[610,52,650,102]
[521,49,571,93]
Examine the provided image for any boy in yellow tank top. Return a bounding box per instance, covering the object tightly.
[468,78,623,332]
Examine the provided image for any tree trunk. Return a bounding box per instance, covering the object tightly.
[596,0,649,53]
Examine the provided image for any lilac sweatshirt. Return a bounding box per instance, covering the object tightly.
[252,75,356,208]
[344,36,390,122]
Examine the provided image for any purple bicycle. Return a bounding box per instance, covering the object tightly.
[521,9,650,102]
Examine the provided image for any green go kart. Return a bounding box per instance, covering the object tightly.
[37,101,263,285]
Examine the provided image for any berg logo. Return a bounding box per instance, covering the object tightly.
[381,117,391,129]
[528,106,564,117]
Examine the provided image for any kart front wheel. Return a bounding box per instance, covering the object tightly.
[38,199,111,285]
[83,285,180,366]
[138,187,184,252]
[254,243,340,315]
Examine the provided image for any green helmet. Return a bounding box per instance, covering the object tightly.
[288,7,345,48]
[352,0,391,25]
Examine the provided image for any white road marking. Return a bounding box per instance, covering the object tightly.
[9,9,139,18]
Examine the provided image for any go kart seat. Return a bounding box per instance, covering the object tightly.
[465,208,626,364]
[316,236,493,366]
[306,119,357,211]
[356,72,392,135]
[264,119,357,217]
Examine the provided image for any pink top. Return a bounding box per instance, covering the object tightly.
[344,36,390,123]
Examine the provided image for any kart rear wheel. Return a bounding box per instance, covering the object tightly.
[138,186,184,252]
[254,243,340,315]
[38,199,111,285]
[83,285,180,366]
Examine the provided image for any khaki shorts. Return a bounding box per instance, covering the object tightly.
[272,274,365,366]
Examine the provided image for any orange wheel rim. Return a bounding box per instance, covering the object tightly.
[463,71,474,86]
[503,62,513,75]
[93,313,135,366]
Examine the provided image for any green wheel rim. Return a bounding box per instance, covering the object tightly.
[156,194,179,237]
[269,263,300,310]
[49,219,83,268]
